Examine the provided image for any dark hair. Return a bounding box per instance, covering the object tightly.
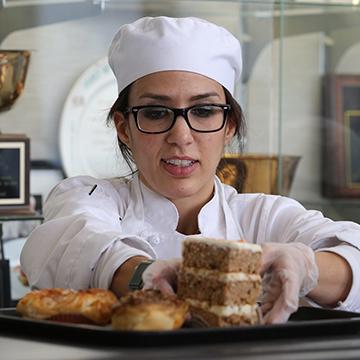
[106,83,246,174]
[106,83,135,173]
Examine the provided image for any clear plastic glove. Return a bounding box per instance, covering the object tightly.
[142,259,181,295]
[260,242,319,324]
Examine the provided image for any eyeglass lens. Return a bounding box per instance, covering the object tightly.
[137,105,226,133]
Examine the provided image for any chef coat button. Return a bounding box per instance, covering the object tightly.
[149,235,160,245]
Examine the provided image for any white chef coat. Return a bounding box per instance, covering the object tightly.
[21,174,360,312]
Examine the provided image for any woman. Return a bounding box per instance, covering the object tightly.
[21,16,360,324]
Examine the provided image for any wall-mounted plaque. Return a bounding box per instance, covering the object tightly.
[323,75,360,198]
[0,134,30,210]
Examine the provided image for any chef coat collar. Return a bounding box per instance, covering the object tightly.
[131,174,243,239]
[132,174,180,231]
[198,176,244,240]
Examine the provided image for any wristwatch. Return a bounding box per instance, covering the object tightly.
[128,260,154,291]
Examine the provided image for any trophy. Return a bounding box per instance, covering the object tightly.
[0,50,31,213]
[218,153,301,195]
[0,50,30,111]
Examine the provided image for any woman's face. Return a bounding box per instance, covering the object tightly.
[115,71,235,205]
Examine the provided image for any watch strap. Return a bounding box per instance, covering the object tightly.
[128,260,154,291]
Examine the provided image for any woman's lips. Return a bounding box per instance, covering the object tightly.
[163,159,196,166]
[161,158,199,176]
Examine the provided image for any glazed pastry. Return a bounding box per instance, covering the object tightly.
[16,288,118,325]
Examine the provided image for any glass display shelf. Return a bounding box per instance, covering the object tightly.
[277,0,360,221]
[0,213,43,308]
[0,214,44,222]
[0,0,359,222]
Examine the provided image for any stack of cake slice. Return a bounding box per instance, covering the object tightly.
[177,236,262,327]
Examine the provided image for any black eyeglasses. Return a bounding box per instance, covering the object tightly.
[123,104,231,134]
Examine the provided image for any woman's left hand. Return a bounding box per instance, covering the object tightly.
[260,242,319,324]
[142,259,181,295]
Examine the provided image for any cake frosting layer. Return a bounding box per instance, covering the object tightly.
[186,298,258,317]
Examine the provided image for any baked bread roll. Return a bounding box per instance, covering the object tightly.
[16,288,118,325]
[111,290,189,331]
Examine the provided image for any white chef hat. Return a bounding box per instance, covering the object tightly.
[108,16,242,96]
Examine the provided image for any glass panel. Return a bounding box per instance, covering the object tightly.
[280,0,360,222]
[0,0,359,221]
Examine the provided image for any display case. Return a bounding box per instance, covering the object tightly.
[0,0,359,222]
[277,0,360,223]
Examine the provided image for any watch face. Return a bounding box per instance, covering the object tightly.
[59,57,132,178]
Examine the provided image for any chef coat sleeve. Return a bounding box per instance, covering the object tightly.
[257,195,360,312]
[20,176,156,290]
[90,238,153,289]
[303,244,360,312]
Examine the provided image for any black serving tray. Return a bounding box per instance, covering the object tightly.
[1,307,360,347]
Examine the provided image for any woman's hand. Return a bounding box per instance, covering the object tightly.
[142,259,181,295]
[260,242,319,324]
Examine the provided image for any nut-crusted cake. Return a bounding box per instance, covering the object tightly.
[177,237,262,327]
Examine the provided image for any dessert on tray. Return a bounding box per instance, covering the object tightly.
[16,288,189,331]
[111,289,189,331]
[178,236,262,327]
[16,237,262,330]
[16,288,118,325]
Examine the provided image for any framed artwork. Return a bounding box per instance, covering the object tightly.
[0,134,30,209]
[322,75,360,198]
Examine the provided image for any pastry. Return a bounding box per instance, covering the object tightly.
[111,289,189,331]
[16,288,118,325]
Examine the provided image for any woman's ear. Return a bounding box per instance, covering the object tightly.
[224,116,236,145]
[114,111,130,147]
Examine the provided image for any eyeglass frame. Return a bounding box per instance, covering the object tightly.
[123,103,232,134]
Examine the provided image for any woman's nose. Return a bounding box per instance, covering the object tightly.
[165,114,194,145]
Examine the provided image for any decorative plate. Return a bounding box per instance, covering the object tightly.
[59,57,131,178]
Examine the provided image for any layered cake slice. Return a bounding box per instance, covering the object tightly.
[177,237,262,327]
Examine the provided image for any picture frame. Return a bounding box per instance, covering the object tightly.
[322,75,360,198]
[0,134,30,209]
